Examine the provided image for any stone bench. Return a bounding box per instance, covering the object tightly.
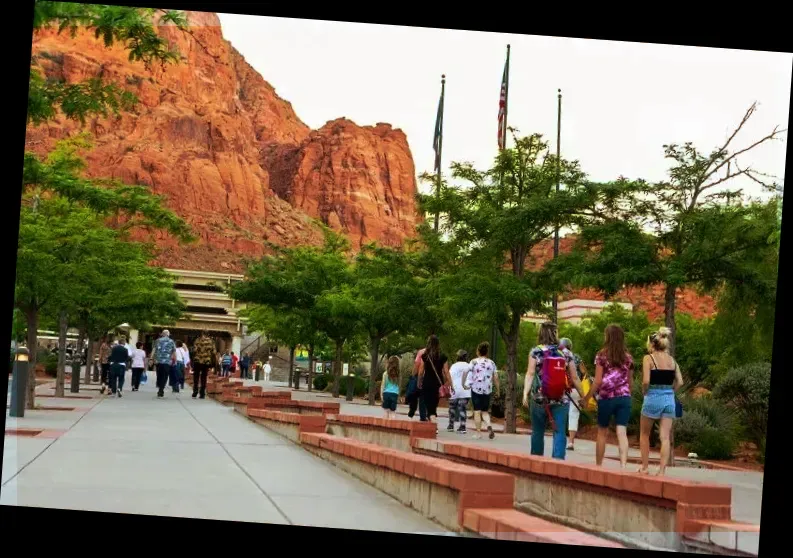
[463,508,625,547]
[326,414,436,453]
[246,409,326,443]
[412,439,742,552]
[231,390,292,415]
[217,384,263,405]
[244,398,340,416]
[682,519,760,556]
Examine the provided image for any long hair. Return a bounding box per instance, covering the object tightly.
[386,356,400,381]
[600,324,627,367]
[647,327,672,353]
[425,335,440,361]
[537,322,559,346]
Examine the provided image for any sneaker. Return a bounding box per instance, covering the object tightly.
[458,427,467,435]
[117,391,122,398]
[567,443,574,451]
[199,394,205,399]
[447,424,455,432]
[192,393,198,399]
[157,391,164,398]
[488,426,495,440]
[100,386,106,394]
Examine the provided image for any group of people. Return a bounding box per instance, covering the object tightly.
[394,321,683,476]
[96,329,272,400]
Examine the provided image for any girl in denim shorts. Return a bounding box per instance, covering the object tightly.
[639,327,684,476]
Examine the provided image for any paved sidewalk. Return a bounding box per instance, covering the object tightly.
[262,380,764,525]
[3,373,451,535]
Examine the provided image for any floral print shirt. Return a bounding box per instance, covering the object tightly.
[469,358,497,395]
[594,352,633,400]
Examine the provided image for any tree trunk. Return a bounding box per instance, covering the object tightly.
[367,336,381,406]
[307,345,315,392]
[55,310,68,398]
[292,349,301,390]
[288,345,295,388]
[504,312,521,434]
[24,306,39,410]
[663,283,677,357]
[331,340,344,398]
[70,328,85,393]
[92,339,100,382]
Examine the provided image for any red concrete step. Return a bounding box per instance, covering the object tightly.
[463,508,625,547]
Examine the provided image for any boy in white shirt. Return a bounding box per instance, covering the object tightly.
[447,349,472,434]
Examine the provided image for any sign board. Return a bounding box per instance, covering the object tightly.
[343,363,349,376]
[315,363,323,374]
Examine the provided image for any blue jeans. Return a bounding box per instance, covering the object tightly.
[531,401,570,460]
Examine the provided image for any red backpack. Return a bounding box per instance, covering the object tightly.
[540,345,569,402]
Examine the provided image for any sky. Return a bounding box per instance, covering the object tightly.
[217,14,791,200]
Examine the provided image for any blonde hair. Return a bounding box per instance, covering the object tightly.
[647,327,672,353]
[538,322,559,346]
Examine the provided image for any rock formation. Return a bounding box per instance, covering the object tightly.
[25,10,419,271]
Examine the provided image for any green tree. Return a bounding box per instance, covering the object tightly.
[353,244,423,405]
[29,2,186,125]
[420,132,598,433]
[559,104,785,356]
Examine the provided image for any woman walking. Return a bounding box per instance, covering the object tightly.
[447,350,472,434]
[221,352,232,377]
[523,323,586,460]
[638,327,684,476]
[469,342,499,439]
[581,324,633,468]
[418,335,451,429]
[130,341,147,391]
[380,356,401,419]
[407,347,428,421]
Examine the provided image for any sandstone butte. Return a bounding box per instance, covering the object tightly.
[23,11,713,321]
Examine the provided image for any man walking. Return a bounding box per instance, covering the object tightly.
[151,329,177,398]
[240,352,251,380]
[192,330,215,399]
[108,336,130,398]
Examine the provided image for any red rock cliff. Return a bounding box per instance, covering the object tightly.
[25,11,420,271]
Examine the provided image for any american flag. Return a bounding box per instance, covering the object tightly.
[497,57,509,150]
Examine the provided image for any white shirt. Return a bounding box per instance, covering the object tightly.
[449,362,472,400]
[181,347,190,366]
[130,348,146,369]
[264,363,272,374]
[470,357,497,395]
[176,346,186,363]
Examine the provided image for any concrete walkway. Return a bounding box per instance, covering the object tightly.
[268,380,764,525]
[3,374,450,535]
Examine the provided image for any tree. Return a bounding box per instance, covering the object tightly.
[243,305,310,388]
[231,229,355,397]
[353,244,423,405]
[419,131,598,433]
[29,2,187,125]
[560,104,785,356]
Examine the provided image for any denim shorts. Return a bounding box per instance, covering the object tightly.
[597,395,632,428]
[382,392,398,411]
[642,387,676,419]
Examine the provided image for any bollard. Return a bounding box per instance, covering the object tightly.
[254,365,260,382]
[346,374,354,402]
[9,347,30,418]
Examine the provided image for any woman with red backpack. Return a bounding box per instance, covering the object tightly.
[523,323,586,460]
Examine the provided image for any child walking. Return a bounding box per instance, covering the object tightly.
[469,342,500,440]
[447,350,472,434]
[381,356,401,419]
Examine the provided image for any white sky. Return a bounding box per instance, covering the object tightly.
[218,14,791,200]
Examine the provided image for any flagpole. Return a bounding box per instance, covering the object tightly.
[493,44,510,365]
[552,89,562,325]
[434,75,445,233]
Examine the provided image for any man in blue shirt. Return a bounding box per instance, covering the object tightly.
[150,329,177,398]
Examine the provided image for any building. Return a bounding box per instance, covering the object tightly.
[126,268,249,355]
[522,299,633,325]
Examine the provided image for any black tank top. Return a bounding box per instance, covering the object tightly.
[648,354,675,386]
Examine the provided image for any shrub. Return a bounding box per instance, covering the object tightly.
[312,373,332,391]
[490,370,525,419]
[674,396,739,459]
[712,362,770,447]
[43,353,58,377]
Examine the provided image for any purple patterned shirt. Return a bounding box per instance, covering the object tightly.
[594,352,633,400]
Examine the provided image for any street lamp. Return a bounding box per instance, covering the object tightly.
[9,347,30,417]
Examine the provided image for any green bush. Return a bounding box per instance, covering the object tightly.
[313,373,332,391]
[712,362,770,447]
[490,370,525,419]
[674,396,739,459]
[43,353,58,377]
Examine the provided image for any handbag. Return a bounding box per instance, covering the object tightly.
[428,357,451,399]
[140,371,148,385]
[675,397,683,418]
